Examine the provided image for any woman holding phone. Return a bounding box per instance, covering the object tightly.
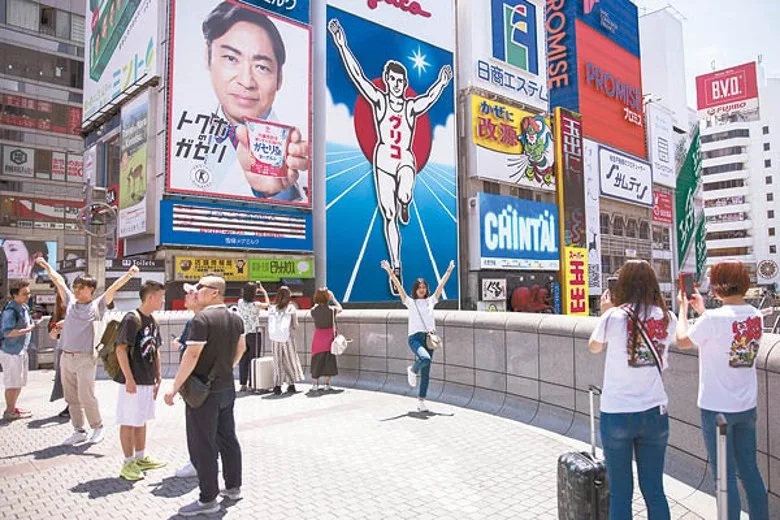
[676,261,769,520]
[588,260,676,519]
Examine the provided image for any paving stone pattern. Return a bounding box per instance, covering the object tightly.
[0,371,707,519]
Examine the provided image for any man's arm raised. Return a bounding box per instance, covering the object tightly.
[411,65,453,116]
[328,19,382,105]
[103,264,140,306]
[35,258,67,301]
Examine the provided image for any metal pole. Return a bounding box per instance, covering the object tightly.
[715,413,728,520]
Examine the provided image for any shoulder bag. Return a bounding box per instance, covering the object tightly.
[412,299,443,350]
[330,307,350,355]
[621,305,664,376]
[179,365,217,409]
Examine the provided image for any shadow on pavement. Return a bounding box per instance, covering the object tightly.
[166,498,237,519]
[305,388,346,398]
[150,476,199,498]
[0,442,104,461]
[71,477,134,498]
[26,415,70,429]
[261,392,296,400]
[378,411,455,422]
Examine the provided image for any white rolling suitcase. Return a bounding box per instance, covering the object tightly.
[250,357,275,392]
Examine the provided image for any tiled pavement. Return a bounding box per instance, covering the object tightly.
[0,370,720,519]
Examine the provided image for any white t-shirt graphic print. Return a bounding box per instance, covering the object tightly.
[687,304,763,413]
[590,305,676,413]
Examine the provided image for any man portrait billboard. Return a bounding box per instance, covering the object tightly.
[167,0,311,206]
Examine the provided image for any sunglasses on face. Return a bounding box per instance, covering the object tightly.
[196,284,218,291]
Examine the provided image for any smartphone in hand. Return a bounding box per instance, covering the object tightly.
[607,277,618,298]
[679,272,695,299]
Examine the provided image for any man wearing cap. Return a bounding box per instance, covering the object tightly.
[164,276,246,517]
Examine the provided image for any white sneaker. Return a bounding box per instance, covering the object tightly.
[323,384,332,391]
[88,426,105,444]
[61,430,88,446]
[175,461,197,478]
[219,487,241,500]
[417,400,429,413]
[407,366,417,387]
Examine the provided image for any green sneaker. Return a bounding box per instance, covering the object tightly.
[120,460,144,481]
[135,455,167,471]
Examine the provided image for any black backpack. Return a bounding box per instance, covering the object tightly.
[96,311,141,382]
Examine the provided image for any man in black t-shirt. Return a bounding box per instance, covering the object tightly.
[164,276,246,517]
[115,280,167,481]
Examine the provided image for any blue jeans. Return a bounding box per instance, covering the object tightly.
[600,406,670,520]
[408,332,432,398]
[700,408,769,520]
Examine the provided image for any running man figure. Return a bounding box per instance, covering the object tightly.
[328,19,453,295]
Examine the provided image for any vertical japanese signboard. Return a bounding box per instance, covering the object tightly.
[118,91,150,238]
[675,128,702,269]
[562,246,588,316]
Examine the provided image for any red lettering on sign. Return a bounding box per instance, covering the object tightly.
[367,0,432,18]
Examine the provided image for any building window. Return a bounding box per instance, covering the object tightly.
[39,6,56,36]
[770,210,776,219]
[770,228,776,237]
[771,245,777,254]
[601,255,611,275]
[765,143,771,152]
[7,0,39,31]
[70,14,85,42]
[769,193,775,202]
[0,0,6,24]
[639,221,650,240]
[55,9,70,40]
[625,219,637,238]
[764,126,770,135]
[484,180,500,195]
[612,216,624,236]
[768,176,774,185]
[702,162,745,176]
[600,213,610,234]
[766,159,772,168]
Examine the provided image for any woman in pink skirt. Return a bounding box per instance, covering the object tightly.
[309,287,342,392]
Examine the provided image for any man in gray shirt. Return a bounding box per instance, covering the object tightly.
[36,258,140,446]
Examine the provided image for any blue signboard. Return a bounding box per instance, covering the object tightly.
[478,193,559,270]
[491,0,540,75]
[237,0,310,24]
[577,0,640,57]
[546,0,579,112]
[159,199,313,252]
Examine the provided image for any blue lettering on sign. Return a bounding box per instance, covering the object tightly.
[585,62,641,112]
[479,193,559,268]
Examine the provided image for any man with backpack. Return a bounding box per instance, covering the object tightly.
[1,280,35,420]
[114,280,167,481]
[35,257,140,446]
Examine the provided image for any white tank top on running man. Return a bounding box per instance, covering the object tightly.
[589,305,676,414]
[404,296,437,337]
[687,304,763,413]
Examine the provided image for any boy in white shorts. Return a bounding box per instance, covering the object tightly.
[115,280,167,481]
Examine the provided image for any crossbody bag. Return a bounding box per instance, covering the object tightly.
[621,305,664,376]
[412,299,443,350]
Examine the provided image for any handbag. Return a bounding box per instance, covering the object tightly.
[621,305,664,376]
[330,308,350,355]
[179,366,216,409]
[412,300,443,350]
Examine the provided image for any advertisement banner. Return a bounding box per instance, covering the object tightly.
[83,0,159,121]
[51,152,67,181]
[67,154,84,181]
[553,108,587,247]
[694,216,707,282]
[2,146,34,178]
[576,0,640,56]
[646,104,675,188]
[583,139,602,294]
[469,94,554,190]
[118,91,150,238]
[1,94,81,136]
[248,257,314,282]
[598,144,653,207]
[562,246,589,316]
[458,0,548,110]
[0,238,58,280]
[474,193,559,271]
[167,0,312,207]
[546,0,579,112]
[696,62,759,118]
[675,129,702,269]
[652,190,673,225]
[160,199,313,252]
[481,278,507,301]
[325,0,458,302]
[174,257,249,282]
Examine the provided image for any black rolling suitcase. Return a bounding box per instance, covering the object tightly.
[557,385,609,519]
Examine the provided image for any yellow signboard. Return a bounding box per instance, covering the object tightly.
[562,246,589,316]
[174,257,249,282]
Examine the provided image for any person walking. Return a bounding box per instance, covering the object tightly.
[1,280,35,420]
[48,292,69,418]
[588,259,676,520]
[267,286,304,395]
[236,282,269,392]
[380,259,454,413]
[309,287,341,392]
[114,281,167,481]
[36,258,139,446]
[164,276,246,517]
[676,261,769,520]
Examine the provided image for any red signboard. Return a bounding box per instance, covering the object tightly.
[575,21,646,159]
[696,62,759,117]
[652,190,673,225]
[0,94,82,136]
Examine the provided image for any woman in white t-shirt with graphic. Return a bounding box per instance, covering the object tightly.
[676,261,769,520]
[588,260,676,520]
[381,259,454,413]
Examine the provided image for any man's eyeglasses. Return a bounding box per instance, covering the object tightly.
[196,284,218,291]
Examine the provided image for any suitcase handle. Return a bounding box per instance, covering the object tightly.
[588,385,602,457]
[715,413,728,520]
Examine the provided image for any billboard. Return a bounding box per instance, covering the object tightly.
[167,0,312,207]
[646,103,675,188]
[675,128,702,269]
[159,199,312,252]
[248,257,314,282]
[583,139,601,295]
[577,0,640,57]
[118,91,150,238]
[2,146,34,178]
[546,0,579,110]
[83,0,159,121]
[562,246,589,316]
[174,257,249,282]
[1,94,81,136]
[468,93,554,190]
[652,190,673,225]
[0,238,58,281]
[598,144,652,207]
[459,0,548,110]
[471,193,559,271]
[696,62,759,118]
[554,108,587,248]
[325,0,458,302]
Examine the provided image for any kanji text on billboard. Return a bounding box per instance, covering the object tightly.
[554,108,586,248]
[652,190,673,225]
[562,246,588,316]
[598,144,652,207]
[696,62,759,118]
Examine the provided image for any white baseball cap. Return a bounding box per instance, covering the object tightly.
[183,283,198,293]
